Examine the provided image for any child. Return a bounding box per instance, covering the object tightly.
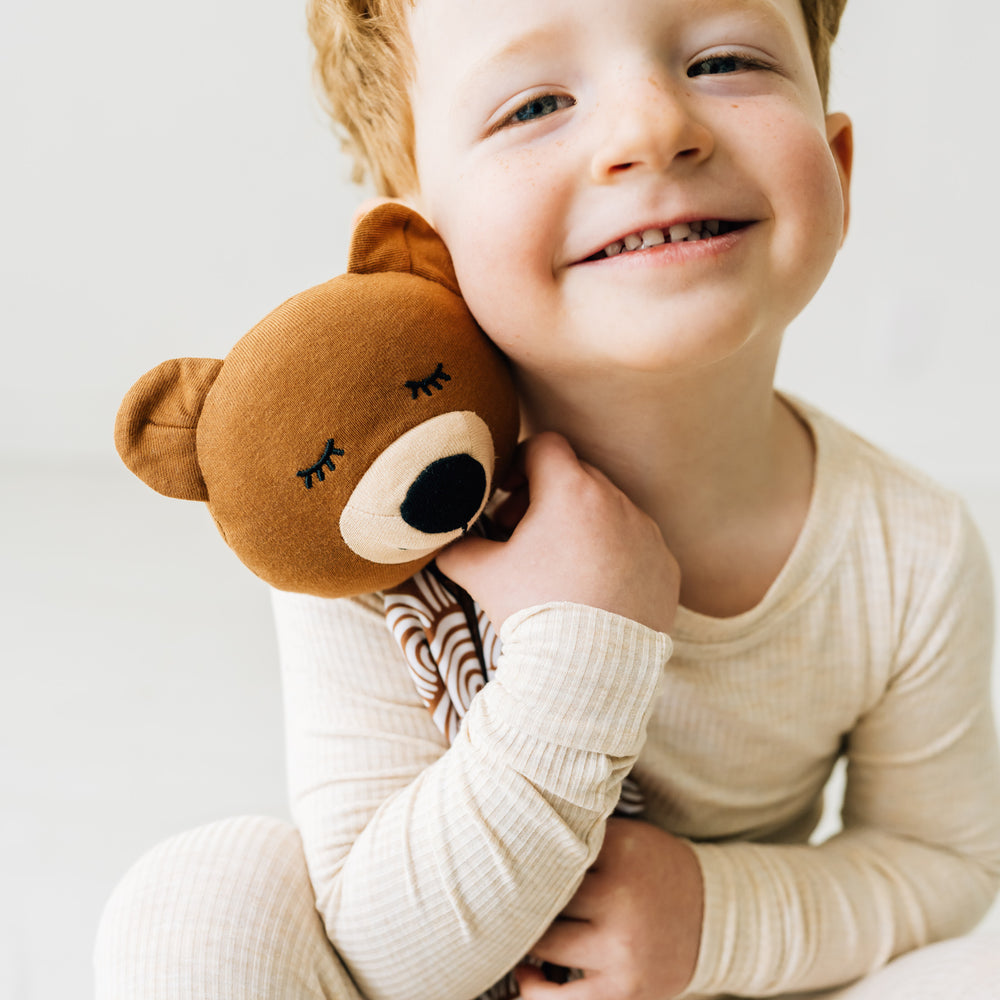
[95,0,1000,997]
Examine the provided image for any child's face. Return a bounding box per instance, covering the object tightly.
[407,0,852,380]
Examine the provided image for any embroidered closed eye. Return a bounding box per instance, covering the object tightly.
[405,363,451,399]
[296,438,345,489]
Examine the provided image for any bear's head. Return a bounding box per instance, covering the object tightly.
[115,203,519,598]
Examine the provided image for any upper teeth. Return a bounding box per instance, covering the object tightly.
[602,220,723,257]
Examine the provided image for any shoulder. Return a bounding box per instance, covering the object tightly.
[270,587,406,679]
[793,396,973,552]
[791,397,993,646]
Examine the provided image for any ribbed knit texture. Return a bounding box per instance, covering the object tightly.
[265,400,998,999]
[92,821,1000,999]
[94,816,361,999]
[275,593,669,1000]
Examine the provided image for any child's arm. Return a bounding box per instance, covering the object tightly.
[687,503,1000,996]
[274,434,679,1000]
[525,500,1000,999]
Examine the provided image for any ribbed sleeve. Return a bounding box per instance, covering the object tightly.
[677,409,1000,997]
[486,604,671,753]
[274,595,671,1000]
[274,397,1000,1000]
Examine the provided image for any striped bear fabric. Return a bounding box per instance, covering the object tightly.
[384,566,499,743]
[383,564,644,815]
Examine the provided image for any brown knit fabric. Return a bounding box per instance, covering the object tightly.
[115,204,519,597]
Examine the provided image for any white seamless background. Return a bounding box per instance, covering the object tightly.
[1,1,998,997]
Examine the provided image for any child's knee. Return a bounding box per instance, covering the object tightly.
[94,815,362,999]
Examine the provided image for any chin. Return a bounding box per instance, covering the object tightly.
[582,321,761,376]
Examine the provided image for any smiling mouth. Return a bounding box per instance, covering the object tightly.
[583,220,751,262]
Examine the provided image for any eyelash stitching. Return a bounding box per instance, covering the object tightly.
[296,438,345,489]
[405,363,452,399]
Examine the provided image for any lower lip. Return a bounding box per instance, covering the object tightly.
[575,225,754,269]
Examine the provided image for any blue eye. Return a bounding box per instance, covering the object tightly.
[688,54,769,77]
[498,93,575,130]
[514,95,564,122]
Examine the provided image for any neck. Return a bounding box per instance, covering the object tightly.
[515,346,815,616]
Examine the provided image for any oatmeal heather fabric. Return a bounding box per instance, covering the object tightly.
[382,564,642,1000]
[271,397,1000,1000]
[383,565,645,818]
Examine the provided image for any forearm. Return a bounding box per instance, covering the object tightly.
[682,501,1000,998]
[685,828,1000,997]
[275,590,671,1000]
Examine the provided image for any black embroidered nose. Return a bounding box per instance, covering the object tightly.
[400,454,487,535]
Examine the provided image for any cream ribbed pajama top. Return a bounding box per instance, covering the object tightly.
[272,399,1000,1000]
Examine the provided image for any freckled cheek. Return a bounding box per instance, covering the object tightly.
[429,149,569,351]
[455,241,539,347]
[442,213,534,343]
[757,126,848,272]
[773,143,848,315]
[795,133,847,231]
[448,165,554,286]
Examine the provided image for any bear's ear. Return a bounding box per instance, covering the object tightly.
[346,201,461,297]
[115,357,224,501]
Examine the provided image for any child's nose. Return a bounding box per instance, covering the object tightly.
[589,72,714,182]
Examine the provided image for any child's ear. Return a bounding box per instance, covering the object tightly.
[826,112,853,242]
[347,201,461,297]
[115,357,224,501]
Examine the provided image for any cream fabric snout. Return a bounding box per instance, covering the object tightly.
[339,411,496,564]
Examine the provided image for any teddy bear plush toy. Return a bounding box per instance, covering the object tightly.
[115,202,520,599]
[116,204,623,997]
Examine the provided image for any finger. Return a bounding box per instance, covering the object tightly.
[576,459,621,492]
[518,432,581,495]
[516,963,582,997]
[491,482,530,531]
[521,431,580,482]
[487,433,579,535]
[530,918,598,972]
[497,439,529,493]
[516,964,603,1000]
[505,433,592,530]
[516,963,563,996]
[433,534,502,590]
[519,434,635,520]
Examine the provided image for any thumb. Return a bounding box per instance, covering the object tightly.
[433,533,502,595]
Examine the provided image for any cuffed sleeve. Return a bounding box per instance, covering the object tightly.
[684,503,1000,998]
[275,593,671,1000]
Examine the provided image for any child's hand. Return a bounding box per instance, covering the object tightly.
[516,818,703,999]
[435,433,680,633]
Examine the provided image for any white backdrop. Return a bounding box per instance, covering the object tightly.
[1,1,998,998]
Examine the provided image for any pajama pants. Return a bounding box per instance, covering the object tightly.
[94,815,1000,1000]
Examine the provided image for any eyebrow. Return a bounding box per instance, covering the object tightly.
[694,0,804,49]
[459,0,798,87]
[676,0,801,43]
[455,23,568,94]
